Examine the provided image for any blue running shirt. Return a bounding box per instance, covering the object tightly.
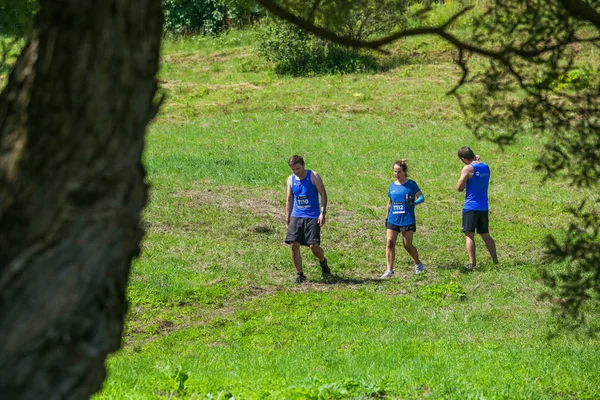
[464,162,490,211]
[387,179,421,227]
[291,170,320,219]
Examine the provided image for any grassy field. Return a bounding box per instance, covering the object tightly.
[93,29,600,399]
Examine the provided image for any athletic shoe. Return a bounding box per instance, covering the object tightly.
[319,259,331,277]
[463,263,476,271]
[415,263,424,274]
[380,269,394,279]
[295,273,307,284]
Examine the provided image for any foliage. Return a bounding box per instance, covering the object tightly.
[254,0,411,76]
[0,0,37,36]
[278,377,387,399]
[0,0,36,76]
[419,281,467,306]
[256,21,378,75]
[162,0,263,35]
[540,201,600,335]
[270,0,411,40]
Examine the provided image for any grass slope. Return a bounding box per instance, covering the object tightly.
[95,29,599,399]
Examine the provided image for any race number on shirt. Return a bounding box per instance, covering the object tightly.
[296,195,309,209]
[392,202,405,214]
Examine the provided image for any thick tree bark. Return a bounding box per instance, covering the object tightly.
[0,0,162,398]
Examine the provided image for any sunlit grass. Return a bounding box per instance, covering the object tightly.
[95,28,600,399]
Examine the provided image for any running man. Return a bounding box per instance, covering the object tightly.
[381,159,425,278]
[456,146,498,269]
[285,155,330,283]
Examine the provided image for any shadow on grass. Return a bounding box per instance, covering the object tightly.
[375,49,456,73]
[312,275,381,285]
[436,259,535,274]
[436,262,464,271]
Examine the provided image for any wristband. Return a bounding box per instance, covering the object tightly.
[414,194,424,205]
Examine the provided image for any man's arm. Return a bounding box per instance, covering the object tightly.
[456,165,473,192]
[285,175,293,228]
[311,171,327,226]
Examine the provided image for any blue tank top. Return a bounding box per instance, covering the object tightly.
[464,162,490,211]
[291,170,320,218]
[387,179,420,227]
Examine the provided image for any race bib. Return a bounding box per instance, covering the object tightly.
[296,195,310,209]
[392,202,405,214]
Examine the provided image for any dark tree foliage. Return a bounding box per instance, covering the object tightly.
[255,0,600,332]
[0,0,37,35]
[540,200,600,332]
[0,0,37,75]
[162,0,263,35]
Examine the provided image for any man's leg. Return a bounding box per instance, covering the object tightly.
[480,233,498,264]
[310,244,330,277]
[402,231,421,265]
[290,241,303,273]
[464,232,476,266]
[304,218,329,276]
[309,244,325,263]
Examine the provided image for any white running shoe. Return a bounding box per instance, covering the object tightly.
[380,270,394,279]
[415,263,424,274]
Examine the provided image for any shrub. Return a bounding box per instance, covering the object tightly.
[162,0,263,36]
[255,22,378,76]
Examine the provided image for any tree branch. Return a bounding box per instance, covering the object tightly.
[256,0,501,58]
[308,0,321,23]
[558,0,600,29]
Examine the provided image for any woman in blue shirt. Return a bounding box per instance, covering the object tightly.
[381,159,425,278]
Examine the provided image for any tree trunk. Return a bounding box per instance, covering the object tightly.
[0,0,162,398]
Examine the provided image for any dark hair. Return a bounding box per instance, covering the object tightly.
[458,146,476,161]
[288,155,305,166]
[393,159,408,176]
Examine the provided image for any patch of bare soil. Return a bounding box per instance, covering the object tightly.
[162,50,243,65]
[207,82,262,91]
[158,80,263,93]
[292,104,327,113]
[175,182,283,220]
[291,104,372,115]
[338,104,371,114]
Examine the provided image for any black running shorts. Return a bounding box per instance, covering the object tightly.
[386,222,416,232]
[462,210,489,234]
[285,217,320,246]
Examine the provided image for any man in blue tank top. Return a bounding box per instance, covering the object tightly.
[285,155,330,283]
[456,146,498,270]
